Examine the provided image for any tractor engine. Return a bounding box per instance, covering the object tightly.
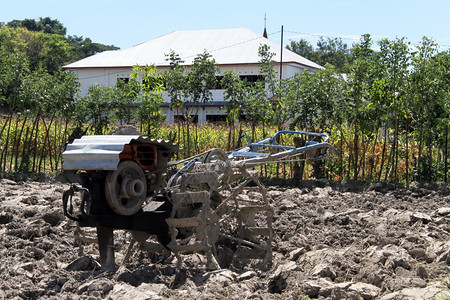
[62,135,178,269]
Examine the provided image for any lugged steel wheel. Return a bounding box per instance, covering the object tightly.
[105,160,147,216]
[164,148,272,269]
[211,168,273,268]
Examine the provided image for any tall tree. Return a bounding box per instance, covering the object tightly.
[36,17,67,35]
[434,51,450,182]
[7,18,41,32]
[347,34,375,180]
[185,50,218,154]
[286,39,316,61]
[0,48,29,108]
[15,68,79,172]
[76,85,116,135]
[287,37,352,73]
[242,81,269,141]
[132,65,166,138]
[2,18,119,65]
[164,50,186,146]
[258,44,279,132]
[0,26,73,73]
[67,36,119,60]
[7,17,67,35]
[377,37,410,181]
[410,37,441,181]
[221,71,245,150]
[114,77,140,125]
[315,37,352,73]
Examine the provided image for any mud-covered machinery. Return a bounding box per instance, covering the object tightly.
[62,131,338,270]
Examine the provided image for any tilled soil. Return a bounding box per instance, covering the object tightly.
[0,178,449,299]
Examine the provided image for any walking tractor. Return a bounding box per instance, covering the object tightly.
[62,131,338,270]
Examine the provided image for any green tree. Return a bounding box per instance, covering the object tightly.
[221,71,245,150]
[0,48,29,108]
[2,18,119,67]
[285,65,346,179]
[186,50,218,106]
[132,65,166,138]
[347,34,376,180]
[434,51,450,182]
[287,37,352,73]
[164,50,186,145]
[377,37,410,181]
[36,17,67,35]
[67,36,119,60]
[7,18,41,32]
[286,39,316,61]
[7,17,67,35]
[185,50,218,154]
[257,44,279,133]
[242,81,269,141]
[0,26,74,73]
[0,25,28,55]
[77,85,116,135]
[287,65,344,133]
[315,37,352,73]
[114,78,140,125]
[12,68,79,172]
[410,37,442,181]
[37,32,75,73]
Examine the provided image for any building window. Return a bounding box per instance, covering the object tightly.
[117,77,129,84]
[213,75,262,90]
[174,115,198,123]
[213,76,224,90]
[240,75,262,86]
[206,115,227,122]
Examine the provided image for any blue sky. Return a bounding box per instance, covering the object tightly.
[1,0,449,50]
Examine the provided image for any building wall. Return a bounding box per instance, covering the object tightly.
[71,63,312,123]
[162,104,225,124]
[73,68,133,96]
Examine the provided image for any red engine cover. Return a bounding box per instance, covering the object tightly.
[119,144,157,171]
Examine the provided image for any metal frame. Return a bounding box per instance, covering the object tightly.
[229,130,338,166]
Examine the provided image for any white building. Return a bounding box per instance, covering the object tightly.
[63,28,321,123]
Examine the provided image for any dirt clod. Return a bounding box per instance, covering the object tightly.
[0,179,449,299]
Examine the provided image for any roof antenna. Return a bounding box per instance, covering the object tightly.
[263,14,268,38]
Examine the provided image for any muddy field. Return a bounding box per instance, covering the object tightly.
[0,177,449,299]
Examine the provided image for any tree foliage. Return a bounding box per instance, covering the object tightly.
[185,50,219,154]
[221,71,245,149]
[6,17,67,35]
[0,17,119,73]
[132,65,166,138]
[67,36,119,60]
[164,50,186,112]
[186,50,218,105]
[287,37,353,73]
